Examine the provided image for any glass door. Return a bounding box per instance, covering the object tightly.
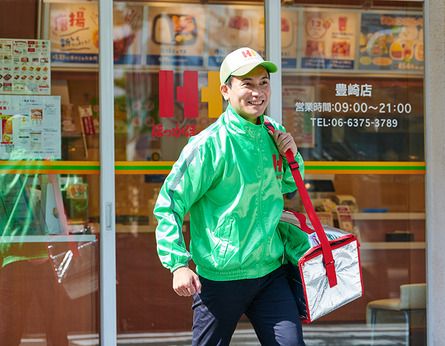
[112,0,268,342]
[0,0,111,344]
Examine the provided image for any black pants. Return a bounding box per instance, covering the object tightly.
[0,259,69,346]
[192,266,305,346]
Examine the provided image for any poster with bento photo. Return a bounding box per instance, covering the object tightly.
[256,8,299,70]
[146,3,206,67]
[206,4,263,69]
[358,11,423,72]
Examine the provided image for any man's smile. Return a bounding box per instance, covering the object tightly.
[248,100,264,106]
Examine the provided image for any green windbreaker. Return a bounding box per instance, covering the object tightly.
[154,105,305,281]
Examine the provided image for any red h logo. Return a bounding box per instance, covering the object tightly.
[158,70,223,121]
[158,70,199,119]
[241,49,254,58]
[273,154,283,173]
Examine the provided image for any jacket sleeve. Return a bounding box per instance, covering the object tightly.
[154,139,219,272]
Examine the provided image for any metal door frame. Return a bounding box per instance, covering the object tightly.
[99,0,116,345]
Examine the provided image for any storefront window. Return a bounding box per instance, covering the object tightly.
[0,0,100,344]
[113,0,269,337]
[1,0,426,344]
[282,1,426,344]
[110,0,425,344]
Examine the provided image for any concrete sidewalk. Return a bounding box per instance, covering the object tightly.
[20,323,413,345]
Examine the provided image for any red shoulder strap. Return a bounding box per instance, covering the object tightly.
[265,121,337,287]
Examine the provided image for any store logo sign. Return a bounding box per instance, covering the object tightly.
[158,70,223,120]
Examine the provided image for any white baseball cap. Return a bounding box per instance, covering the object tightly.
[219,47,278,84]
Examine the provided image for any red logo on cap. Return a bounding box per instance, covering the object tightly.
[241,49,256,58]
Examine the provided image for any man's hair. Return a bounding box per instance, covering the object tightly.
[225,76,233,87]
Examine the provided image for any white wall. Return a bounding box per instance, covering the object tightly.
[425,0,445,344]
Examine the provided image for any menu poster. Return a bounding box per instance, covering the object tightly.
[301,10,358,70]
[0,39,50,95]
[359,12,423,72]
[49,3,99,64]
[0,96,61,160]
[256,8,299,69]
[207,5,263,68]
[282,85,315,148]
[146,4,206,67]
[113,3,144,65]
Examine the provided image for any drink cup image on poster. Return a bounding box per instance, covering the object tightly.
[301,10,358,70]
[0,96,61,160]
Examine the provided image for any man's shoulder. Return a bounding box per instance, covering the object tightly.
[187,117,225,148]
[174,120,225,164]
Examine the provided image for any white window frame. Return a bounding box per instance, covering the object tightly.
[99,0,117,345]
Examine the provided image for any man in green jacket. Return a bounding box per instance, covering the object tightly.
[154,47,306,345]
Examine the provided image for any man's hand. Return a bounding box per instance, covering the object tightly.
[172,267,202,296]
[268,130,298,157]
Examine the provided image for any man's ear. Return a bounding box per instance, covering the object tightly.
[220,84,229,101]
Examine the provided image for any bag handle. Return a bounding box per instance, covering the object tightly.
[47,174,79,257]
[283,210,315,235]
[265,122,337,287]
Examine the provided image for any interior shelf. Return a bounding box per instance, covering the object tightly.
[352,212,425,221]
[361,242,425,250]
[2,234,97,243]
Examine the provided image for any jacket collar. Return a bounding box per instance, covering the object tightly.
[223,104,265,137]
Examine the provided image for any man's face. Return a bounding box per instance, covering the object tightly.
[220,65,271,123]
